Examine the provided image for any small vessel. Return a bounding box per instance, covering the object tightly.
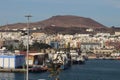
[70,50,85,64]
[76,55,85,64]
[29,65,47,72]
[48,50,70,70]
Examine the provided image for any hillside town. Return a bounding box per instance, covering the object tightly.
[0,29,120,52]
[1,0,120,80]
[0,27,120,70]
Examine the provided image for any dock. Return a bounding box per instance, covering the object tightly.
[0,68,26,72]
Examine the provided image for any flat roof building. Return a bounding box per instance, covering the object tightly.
[0,55,25,69]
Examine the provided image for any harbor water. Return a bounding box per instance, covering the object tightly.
[0,59,120,80]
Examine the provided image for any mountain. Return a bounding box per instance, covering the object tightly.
[37,15,106,28]
[0,15,108,34]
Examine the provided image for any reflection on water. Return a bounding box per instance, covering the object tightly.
[0,73,15,80]
[0,72,26,80]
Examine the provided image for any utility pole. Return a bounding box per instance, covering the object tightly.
[25,15,32,80]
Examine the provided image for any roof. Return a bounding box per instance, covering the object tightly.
[0,54,24,58]
[81,43,100,45]
[29,53,45,56]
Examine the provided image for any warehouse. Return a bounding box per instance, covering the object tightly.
[0,54,25,69]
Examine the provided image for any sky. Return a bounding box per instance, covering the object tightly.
[0,0,120,27]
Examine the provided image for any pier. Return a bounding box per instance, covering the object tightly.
[0,68,26,72]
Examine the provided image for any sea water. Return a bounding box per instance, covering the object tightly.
[0,59,120,80]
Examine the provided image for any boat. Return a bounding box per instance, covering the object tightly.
[76,55,85,64]
[70,50,85,64]
[29,65,47,72]
[48,50,71,70]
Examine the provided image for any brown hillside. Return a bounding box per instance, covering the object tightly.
[0,15,110,34]
[34,15,107,28]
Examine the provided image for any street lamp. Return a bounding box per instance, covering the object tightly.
[25,15,32,80]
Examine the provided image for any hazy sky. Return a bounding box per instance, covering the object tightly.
[0,0,120,27]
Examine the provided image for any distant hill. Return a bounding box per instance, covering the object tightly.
[0,15,108,34]
[37,15,107,28]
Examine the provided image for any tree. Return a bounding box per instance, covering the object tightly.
[7,44,14,51]
[18,42,26,51]
[29,41,52,51]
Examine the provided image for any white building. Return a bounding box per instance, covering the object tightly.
[0,55,25,69]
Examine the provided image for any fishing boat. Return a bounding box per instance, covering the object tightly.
[48,50,70,70]
[70,50,85,64]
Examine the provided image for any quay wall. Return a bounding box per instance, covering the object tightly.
[0,68,26,72]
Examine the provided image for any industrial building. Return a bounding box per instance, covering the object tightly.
[0,55,25,69]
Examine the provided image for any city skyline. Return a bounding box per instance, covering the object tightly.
[0,0,120,27]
